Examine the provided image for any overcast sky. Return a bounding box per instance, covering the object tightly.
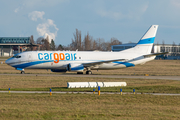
[0,0,180,46]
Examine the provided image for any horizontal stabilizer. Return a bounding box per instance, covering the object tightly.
[144,52,169,57]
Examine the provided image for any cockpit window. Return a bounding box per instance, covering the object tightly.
[12,55,21,58]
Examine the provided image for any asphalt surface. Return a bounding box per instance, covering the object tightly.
[0,73,180,81]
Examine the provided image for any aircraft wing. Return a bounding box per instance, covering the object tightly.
[144,52,169,57]
[82,59,125,67]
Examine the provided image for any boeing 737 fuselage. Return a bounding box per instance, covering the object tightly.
[6,25,165,74]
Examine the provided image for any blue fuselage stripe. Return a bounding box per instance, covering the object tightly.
[113,62,135,67]
[12,60,54,68]
[12,60,135,69]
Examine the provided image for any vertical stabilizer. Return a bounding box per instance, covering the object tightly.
[132,25,158,54]
[137,25,158,45]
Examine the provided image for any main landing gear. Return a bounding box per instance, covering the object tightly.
[76,67,92,75]
[86,71,92,75]
[21,71,25,74]
[76,71,92,75]
[85,67,92,75]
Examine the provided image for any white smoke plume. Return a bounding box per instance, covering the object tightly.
[29,11,59,43]
[28,11,45,21]
[37,19,59,43]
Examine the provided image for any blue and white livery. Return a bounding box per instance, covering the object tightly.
[5,25,165,74]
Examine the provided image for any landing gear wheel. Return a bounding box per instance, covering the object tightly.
[21,71,25,74]
[77,72,83,74]
[86,71,92,75]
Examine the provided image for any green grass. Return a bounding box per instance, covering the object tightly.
[0,75,180,93]
[0,57,10,59]
[0,93,180,120]
[0,60,180,119]
[2,85,180,94]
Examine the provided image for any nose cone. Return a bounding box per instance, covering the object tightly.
[5,58,13,65]
[5,59,10,65]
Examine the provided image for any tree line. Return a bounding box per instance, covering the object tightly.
[29,29,122,51]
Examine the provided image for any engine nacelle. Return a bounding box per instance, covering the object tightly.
[51,69,67,72]
[67,63,84,72]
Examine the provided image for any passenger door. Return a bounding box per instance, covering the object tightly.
[28,53,32,62]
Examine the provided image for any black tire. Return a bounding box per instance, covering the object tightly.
[21,71,25,74]
[86,71,92,75]
[77,72,83,74]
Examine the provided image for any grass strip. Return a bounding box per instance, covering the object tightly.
[0,93,180,120]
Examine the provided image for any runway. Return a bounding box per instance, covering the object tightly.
[0,73,180,81]
[1,91,180,96]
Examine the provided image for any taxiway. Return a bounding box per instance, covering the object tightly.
[0,73,179,81]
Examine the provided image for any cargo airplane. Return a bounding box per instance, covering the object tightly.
[5,25,166,74]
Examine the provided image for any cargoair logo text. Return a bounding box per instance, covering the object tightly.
[38,53,76,63]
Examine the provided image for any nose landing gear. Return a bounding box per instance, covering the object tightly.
[16,68,25,74]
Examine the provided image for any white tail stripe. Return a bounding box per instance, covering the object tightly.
[140,25,158,40]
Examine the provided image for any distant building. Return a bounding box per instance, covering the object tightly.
[111,43,180,60]
[153,44,180,54]
[0,37,38,57]
[0,37,30,44]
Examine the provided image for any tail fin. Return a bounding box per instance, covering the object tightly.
[133,25,158,54]
[137,25,158,45]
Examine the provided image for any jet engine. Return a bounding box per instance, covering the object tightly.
[67,63,84,72]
